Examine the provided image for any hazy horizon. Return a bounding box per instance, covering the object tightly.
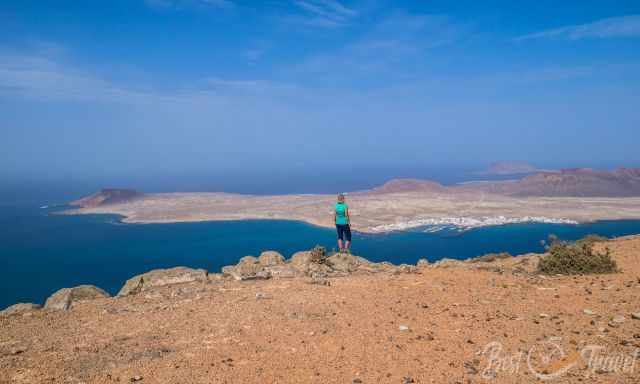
[2,1,640,186]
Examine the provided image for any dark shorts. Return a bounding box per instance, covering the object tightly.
[336,224,352,242]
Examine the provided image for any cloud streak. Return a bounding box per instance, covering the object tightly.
[144,0,234,11]
[291,0,357,28]
[516,14,640,41]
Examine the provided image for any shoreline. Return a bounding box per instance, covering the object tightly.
[57,207,640,235]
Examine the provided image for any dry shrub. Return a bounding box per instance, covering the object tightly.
[537,235,617,275]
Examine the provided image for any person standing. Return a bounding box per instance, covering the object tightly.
[334,193,351,253]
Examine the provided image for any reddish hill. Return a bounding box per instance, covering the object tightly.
[72,189,141,207]
[470,168,640,197]
[368,179,448,194]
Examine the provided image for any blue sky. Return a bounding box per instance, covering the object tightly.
[1,0,640,185]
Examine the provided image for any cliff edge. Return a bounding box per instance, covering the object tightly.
[2,237,639,383]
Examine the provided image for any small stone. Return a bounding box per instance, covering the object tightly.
[631,312,640,320]
[612,315,625,324]
[549,336,562,342]
[352,379,362,384]
[255,292,270,300]
[9,346,27,355]
[130,375,143,382]
[399,325,409,331]
[403,377,415,384]
[539,313,550,318]
[583,309,595,315]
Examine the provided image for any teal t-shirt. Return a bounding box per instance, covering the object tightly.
[335,202,349,225]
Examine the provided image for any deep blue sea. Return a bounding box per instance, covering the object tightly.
[3,173,640,310]
[3,199,640,310]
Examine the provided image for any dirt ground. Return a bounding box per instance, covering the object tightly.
[2,237,639,383]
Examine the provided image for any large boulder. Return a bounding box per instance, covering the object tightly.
[222,256,271,281]
[0,303,42,317]
[326,252,370,273]
[45,285,110,311]
[258,251,285,267]
[118,267,209,296]
[289,251,332,275]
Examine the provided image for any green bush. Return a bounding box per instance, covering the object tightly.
[537,235,617,275]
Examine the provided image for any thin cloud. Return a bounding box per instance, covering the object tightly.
[516,14,640,41]
[291,0,356,28]
[145,0,234,10]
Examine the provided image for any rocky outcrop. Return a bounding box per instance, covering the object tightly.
[44,285,110,311]
[0,303,42,317]
[416,258,430,268]
[258,251,285,267]
[222,256,272,281]
[118,267,209,296]
[325,252,370,273]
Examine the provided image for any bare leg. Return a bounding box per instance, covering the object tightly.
[337,239,343,252]
[345,240,350,252]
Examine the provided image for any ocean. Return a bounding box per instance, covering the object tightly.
[3,198,640,309]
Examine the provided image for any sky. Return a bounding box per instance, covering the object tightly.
[1,0,640,190]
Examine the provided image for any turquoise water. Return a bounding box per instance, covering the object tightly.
[3,202,640,309]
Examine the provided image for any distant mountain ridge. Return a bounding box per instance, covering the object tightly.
[374,168,640,197]
[501,168,640,197]
[478,161,539,175]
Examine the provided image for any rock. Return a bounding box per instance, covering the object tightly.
[612,315,625,324]
[631,312,640,320]
[357,261,395,273]
[326,252,370,273]
[264,265,298,279]
[130,375,143,382]
[0,303,42,317]
[0,344,28,356]
[416,258,430,268]
[395,264,418,274]
[258,251,285,267]
[432,258,463,268]
[583,309,595,315]
[399,325,409,331]
[255,292,270,300]
[539,313,550,318]
[222,256,270,281]
[118,267,209,296]
[45,285,110,311]
[289,251,332,276]
[464,361,479,375]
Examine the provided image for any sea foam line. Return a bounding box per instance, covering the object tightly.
[368,216,579,233]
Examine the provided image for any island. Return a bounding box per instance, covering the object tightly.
[63,168,640,233]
